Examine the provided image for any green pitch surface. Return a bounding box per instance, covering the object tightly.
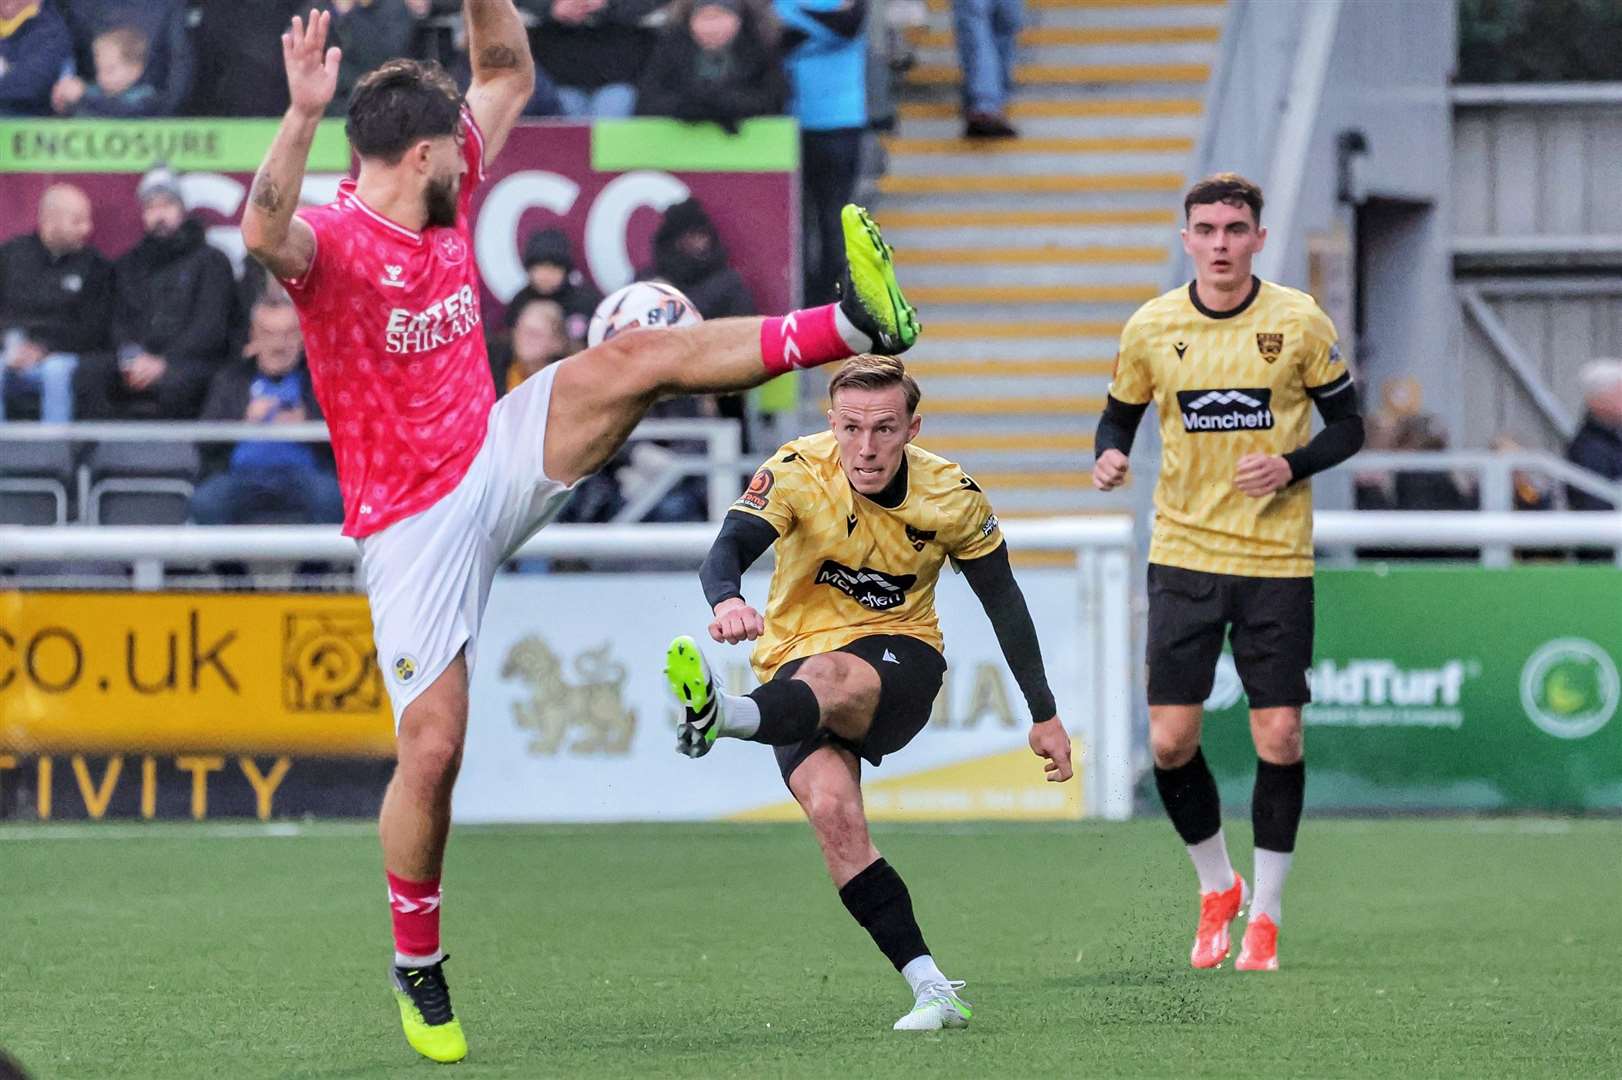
[3,819,1617,1079]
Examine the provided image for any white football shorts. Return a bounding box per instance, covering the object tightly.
[359,362,576,725]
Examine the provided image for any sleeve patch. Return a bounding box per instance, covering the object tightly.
[736,468,774,511]
[979,512,999,537]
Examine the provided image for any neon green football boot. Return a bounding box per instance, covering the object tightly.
[665,635,722,759]
[837,203,921,355]
[390,957,468,1064]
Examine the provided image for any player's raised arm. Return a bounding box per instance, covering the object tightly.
[462,0,535,162]
[242,10,338,282]
[956,540,1073,783]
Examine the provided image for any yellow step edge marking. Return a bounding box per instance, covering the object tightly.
[907,284,1158,304]
[896,246,1165,265]
[909,63,1210,84]
[928,320,1123,339]
[922,433,1096,452]
[877,209,1176,228]
[882,135,1193,155]
[928,396,1107,414]
[916,25,1221,47]
[905,358,1116,376]
[877,173,1183,194]
[900,98,1203,119]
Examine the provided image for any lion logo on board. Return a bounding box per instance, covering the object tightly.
[501,637,636,755]
[1256,333,1284,363]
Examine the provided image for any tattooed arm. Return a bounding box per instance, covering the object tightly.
[242,10,337,282]
[463,0,536,163]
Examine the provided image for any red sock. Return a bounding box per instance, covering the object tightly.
[387,871,442,961]
[761,303,858,375]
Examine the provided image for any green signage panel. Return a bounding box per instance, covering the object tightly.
[0,119,352,173]
[591,117,799,173]
[1201,567,1622,811]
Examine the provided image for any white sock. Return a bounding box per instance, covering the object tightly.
[717,691,759,738]
[1251,848,1292,924]
[833,304,872,353]
[394,949,444,969]
[900,954,948,997]
[1187,828,1237,894]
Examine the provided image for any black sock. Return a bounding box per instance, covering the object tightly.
[744,678,821,746]
[1153,748,1222,846]
[1252,758,1306,853]
[838,858,929,972]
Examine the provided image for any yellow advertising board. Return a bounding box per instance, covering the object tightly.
[0,593,394,756]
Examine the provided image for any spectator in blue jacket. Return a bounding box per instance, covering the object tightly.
[56,0,192,116]
[191,294,343,526]
[774,0,866,304]
[0,0,73,116]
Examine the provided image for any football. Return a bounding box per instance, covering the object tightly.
[586,281,703,347]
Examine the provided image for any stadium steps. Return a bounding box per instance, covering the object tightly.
[879,0,1223,516]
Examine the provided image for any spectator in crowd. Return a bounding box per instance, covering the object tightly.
[1489,434,1554,512]
[191,293,342,526]
[504,228,601,347]
[492,296,573,394]
[775,0,866,304]
[0,184,112,422]
[0,0,73,116]
[328,0,434,115]
[56,0,192,115]
[1566,358,1622,511]
[190,0,304,116]
[80,167,236,420]
[635,0,787,133]
[531,0,664,118]
[642,196,755,445]
[50,27,162,117]
[1392,412,1478,512]
[1351,407,1399,510]
[951,0,1019,137]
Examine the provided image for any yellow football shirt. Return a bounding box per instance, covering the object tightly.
[1109,277,1349,577]
[731,430,1004,681]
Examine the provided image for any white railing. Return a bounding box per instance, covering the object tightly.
[0,417,745,523]
[0,515,1140,822]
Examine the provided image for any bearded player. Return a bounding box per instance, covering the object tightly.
[663,355,1074,1031]
[242,7,922,1064]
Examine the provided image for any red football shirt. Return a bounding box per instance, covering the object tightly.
[280,109,496,538]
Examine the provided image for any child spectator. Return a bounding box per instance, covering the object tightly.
[492,297,573,395]
[52,26,161,117]
[635,0,786,134]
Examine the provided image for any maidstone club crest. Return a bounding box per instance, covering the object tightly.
[1256,332,1284,363]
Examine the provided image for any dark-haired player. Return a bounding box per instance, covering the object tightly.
[663,355,1073,1030]
[1092,172,1364,973]
[241,5,922,1063]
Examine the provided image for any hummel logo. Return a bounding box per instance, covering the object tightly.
[389,890,442,915]
[1174,341,1188,361]
[1185,390,1263,410]
[882,649,900,664]
[380,264,406,288]
[780,310,802,368]
[846,513,858,535]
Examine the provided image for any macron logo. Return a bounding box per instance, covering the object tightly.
[380,264,406,288]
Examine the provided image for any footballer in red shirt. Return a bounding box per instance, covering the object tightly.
[241,4,921,1064]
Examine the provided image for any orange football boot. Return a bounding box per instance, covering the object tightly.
[1190,872,1248,969]
[1236,913,1279,971]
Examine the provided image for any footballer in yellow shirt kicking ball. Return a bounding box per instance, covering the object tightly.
[663,355,1074,1031]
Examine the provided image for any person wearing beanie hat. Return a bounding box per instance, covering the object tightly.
[635,0,786,135]
[502,227,601,345]
[136,164,184,209]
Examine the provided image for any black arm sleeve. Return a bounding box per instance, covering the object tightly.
[1282,375,1365,483]
[957,542,1058,722]
[699,510,779,610]
[1093,394,1149,458]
